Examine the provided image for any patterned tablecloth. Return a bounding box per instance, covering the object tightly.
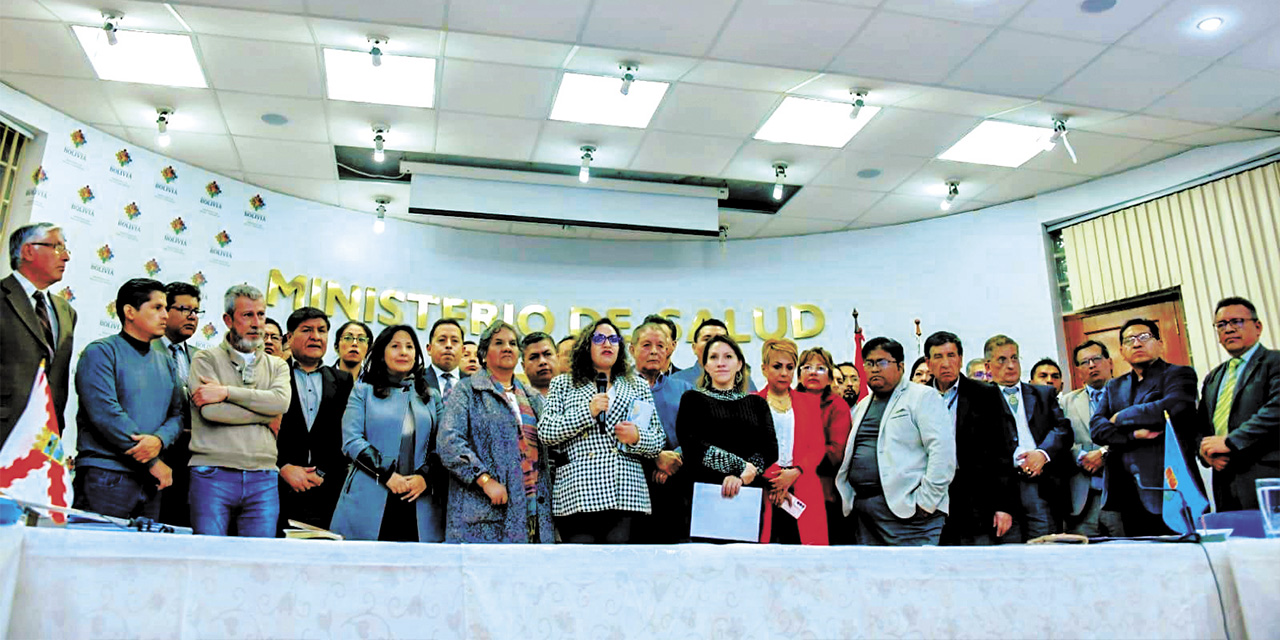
[2,524,1276,639]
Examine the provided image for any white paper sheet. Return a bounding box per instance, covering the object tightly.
[689,482,762,542]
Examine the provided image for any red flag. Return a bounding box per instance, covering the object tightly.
[0,362,72,523]
[853,327,868,401]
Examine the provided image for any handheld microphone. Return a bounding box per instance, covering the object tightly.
[596,372,609,433]
[1129,463,1198,540]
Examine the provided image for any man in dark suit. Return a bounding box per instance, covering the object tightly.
[925,331,1018,545]
[1197,297,1279,511]
[423,318,464,396]
[2,223,77,443]
[276,307,354,531]
[154,281,203,527]
[985,334,1073,541]
[1090,318,1199,536]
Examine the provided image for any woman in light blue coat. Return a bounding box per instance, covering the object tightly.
[330,325,445,542]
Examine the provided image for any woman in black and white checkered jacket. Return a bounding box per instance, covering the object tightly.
[537,318,666,543]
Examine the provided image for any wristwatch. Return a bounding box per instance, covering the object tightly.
[475,473,492,488]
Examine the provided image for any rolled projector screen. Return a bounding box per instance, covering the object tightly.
[407,169,721,236]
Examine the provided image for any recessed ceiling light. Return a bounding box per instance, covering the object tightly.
[72,26,206,88]
[1196,17,1224,32]
[938,120,1053,168]
[260,113,289,126]
[549,72,669,129]
[323,48,435,108]
[754,96,880,148]
[1079,0,1116,14]
[856,168,882,179]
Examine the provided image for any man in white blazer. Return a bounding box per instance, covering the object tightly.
[1059,340,1124,537]
[836,337,956,546]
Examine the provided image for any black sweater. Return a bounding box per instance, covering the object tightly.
[675,390,778,488]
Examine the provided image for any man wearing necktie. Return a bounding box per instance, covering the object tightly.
[153,281,204,527]
[1090,318,1200,536]
[1,223,77,444]
[984,335,1073,541]
[424,318,465,396]
[1059,341,1124,537]
[1197,297,1280,512]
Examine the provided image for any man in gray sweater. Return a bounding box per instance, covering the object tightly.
[73,278,183,519]
[187,284,290,537]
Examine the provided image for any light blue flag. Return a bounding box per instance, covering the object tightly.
[1162,413,1209,535]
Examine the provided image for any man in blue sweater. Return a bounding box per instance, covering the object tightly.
[73,278,184,519]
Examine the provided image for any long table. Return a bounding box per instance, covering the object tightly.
[2,525,1276,639]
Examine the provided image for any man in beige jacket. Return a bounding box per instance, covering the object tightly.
[187,284,290,537]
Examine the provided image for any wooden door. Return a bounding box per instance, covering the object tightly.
[1061,290,1191,391]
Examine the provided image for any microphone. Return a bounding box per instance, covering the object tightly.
[596,372,609,433]
[1129,463,1198,540]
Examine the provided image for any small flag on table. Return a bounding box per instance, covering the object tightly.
[0,362,72,523]
[1161,412,1208,535]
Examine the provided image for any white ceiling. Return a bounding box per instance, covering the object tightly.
[2,0,1279,242]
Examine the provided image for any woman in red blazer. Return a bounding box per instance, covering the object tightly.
[756,339,829,545]
[795,346,853,544]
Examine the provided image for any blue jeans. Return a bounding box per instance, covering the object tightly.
[189,466,279,537]
[72,467,160,520]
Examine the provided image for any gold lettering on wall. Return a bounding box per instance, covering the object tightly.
[606,308,632,332]
[658,308,682,342]
[405,293,438,329]
[791,304,824,339]
[310,278,324,309]
[325,281,363,321]
[686,309,713,343]
[517,305,553,335]
[265,269,307,310]
[378,289,405,325]
[570,307,600,334]
[724,309,752,343]
[364,287,378,323]
[470,300,499,335]
[753,307,787,340]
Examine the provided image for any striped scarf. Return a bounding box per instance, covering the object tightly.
[500,380,541,514]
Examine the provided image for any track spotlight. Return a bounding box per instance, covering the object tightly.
[373,197,389,234]
[102,11,123,46]
[619,64,638,96]
[579,145,596,183]
[372,124,388,163]
[368,36,387,67]
[849,89,868,119]
[772,162,787,200]
[1043,118,1077,164]
[940,181,958,211]
[156,108,173,147]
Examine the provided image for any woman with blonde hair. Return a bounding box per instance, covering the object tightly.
[795,345,853,544]
[755,339,828,545]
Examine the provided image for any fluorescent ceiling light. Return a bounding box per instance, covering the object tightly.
[938,120,1053,168]
[72,26,206,88]
[753,96,880,148]
[324,48,436,109]
[549,73,669,129]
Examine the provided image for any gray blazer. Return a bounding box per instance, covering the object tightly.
[836,378,956,519]
[1060,387,1105,516]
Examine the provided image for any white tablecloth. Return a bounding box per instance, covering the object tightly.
[2,525,1275,639]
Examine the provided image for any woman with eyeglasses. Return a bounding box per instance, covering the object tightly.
[329,325,446,542]
[794,346,854,544]
[676,335,778,539]
[755,339,828,545]
[332,321,373,379]
[537,318,665,543]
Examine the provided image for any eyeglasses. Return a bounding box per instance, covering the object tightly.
[1077,356,1106,367]
[799,365,828,374]
[1121,332,1155,347]
[863,358,897,371]
[1214,318,1255,332]
[30,242,70,256]
[971,371,993,381]
[169,305,202,317]
[591,333,622,345]
[340,335,370,344]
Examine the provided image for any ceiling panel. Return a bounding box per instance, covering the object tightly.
[880,0,1034,26]
[216,92,329,142]
[811,152,930,192]
[1144,65,1280,125]
[1118,0,1280,60]
[0,0,56,20]
[175,6,313,44]
[993,101,1126,131]
[530,120,646,168]
[580,0,737,57]
[680,60,816,93]
[709,0,873,70]
[326,101,436,152]
[124,126,242,172]
[1099,141,1191,174]
[1078,114,1218,140]
[648,83,779,138]
[893,159,1011,201]
[893,87,1036,118]
[197,36,323,98]
[245,174,341,206]
[103,82,227,134]
[1222,30,1280,72]
[442,32,571,68]
[1008,0,1168,43]
[1049,47,1211,112]
[778,186,883,220]
[1167,128,1277,146]
[565,47,699,83]
[304,0,446,28]
[233,137,336,179]
[788,73,925,107]
[944,30,1105,98]
[719,210,774,239]
[309,19,442,58]
[167,0,304,12]
[432,112,542,161]
[446,0,593,42]
[0,73,119,124]
[828,13,992,85]
[755,215,849,238]
[38,0,186,32]
[845,108,982,158]
[719,140,839,183]
[437,59,557,119]
[627,131,742,176]
[1020,130,1152,175]
[1233,98,1280,130]
[979,168,1090,203]
[93,124,129,141]
[0,19,96,79]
